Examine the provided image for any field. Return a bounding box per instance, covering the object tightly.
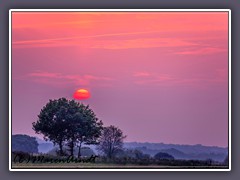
[11,152,228,170]
[12,162,228,169]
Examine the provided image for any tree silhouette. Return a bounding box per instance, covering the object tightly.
[33,98,69,156]
[97,125,126,159]
[66,103,103,157]
[32,97,102,157]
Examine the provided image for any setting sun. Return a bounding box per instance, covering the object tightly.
[73,89,90,100]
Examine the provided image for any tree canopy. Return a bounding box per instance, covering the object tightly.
[32,97,102,156]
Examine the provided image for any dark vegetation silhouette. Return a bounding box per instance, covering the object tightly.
[154,152,174,160]
[12,134,38,153]
[48,146,95,157]
[97,125,126,159]
[223,155,229,166]
[11,97,229,168]
[32,98,102,157]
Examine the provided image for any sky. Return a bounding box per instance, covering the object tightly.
[11,11,229,147]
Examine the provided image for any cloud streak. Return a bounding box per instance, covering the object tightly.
[13,35,199,50]
[175,47,228,55]
[133,71,227,87]
[133,72,151,77]
[25,71,113,87]
[12,31,163,45]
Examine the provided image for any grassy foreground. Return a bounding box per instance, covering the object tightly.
[12,162,228,169]
[11,152,228,169]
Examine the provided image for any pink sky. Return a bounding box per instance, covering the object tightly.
[11,12,229,147]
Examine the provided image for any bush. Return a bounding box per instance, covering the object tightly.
[47,146,95,157]
[154,152,174,160]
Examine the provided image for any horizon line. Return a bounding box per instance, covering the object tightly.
[11,133,228,148]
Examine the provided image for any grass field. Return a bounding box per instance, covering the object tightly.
[12,162,228,169]
[11,152,228,169]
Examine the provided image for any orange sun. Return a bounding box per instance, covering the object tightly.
[73,89,90,100]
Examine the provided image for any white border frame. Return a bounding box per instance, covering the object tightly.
[9,9,231,172]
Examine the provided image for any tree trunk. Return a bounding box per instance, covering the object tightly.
[109,144,112,159]
[78,141,82,158]
[59,140,63,156]
[70,139,74,156]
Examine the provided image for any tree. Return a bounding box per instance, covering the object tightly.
[12,134,38,153]
[154,152,174,160]
[32,97,103,157]
[66,103,103,157]
[32,98,70,156]
[97,125,126,159]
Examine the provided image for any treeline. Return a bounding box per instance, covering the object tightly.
[12,134,38,153]
[12,147,227,167]
[12,97,229,168]
[11,134,228,167]
[96,157,227,167]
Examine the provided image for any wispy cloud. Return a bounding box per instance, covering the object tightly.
[12,20,105,29]
[175,47,227,55]
[25,71,113,87]
[133,72,176,85]
[133,72,151,77]
[12,30,200,50]
[12,12,228,56]
[12,31,162,45]
[133,71,227,87]
[91,38,198,50]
